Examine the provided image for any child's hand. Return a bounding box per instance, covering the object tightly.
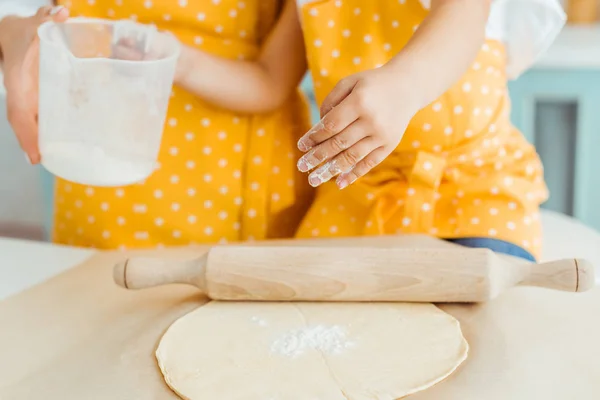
[296,0,490,189]
[296,66,420,189]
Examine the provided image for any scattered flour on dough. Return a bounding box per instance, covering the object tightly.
[270,325,355,358]
[251,316,268,327]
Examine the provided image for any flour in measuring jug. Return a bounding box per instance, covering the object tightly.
[270,325,355,358]
[41,142,156,187]
[39,65,166,187]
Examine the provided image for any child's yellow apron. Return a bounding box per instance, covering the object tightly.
[297,0,548,259]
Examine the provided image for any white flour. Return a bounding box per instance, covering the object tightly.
[270,325,355,358]
[41,142,156,186]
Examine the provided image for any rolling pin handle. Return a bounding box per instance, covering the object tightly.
[522,258,596,293]
[113,260,129,289]
[574,259,596,292]
[113,254,209,293]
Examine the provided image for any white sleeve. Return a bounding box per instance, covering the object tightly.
[486,0,566,80]
[0,0,50,21]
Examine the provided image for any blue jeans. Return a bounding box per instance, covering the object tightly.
[445,237,536,262]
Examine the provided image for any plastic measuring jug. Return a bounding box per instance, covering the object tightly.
[37,18,180,187]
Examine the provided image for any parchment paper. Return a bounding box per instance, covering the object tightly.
[1,235,598,399]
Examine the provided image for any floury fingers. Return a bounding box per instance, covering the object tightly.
[297,120,325,152]
[308,159,345,187]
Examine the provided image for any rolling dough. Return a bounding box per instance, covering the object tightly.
[156,302,468,400]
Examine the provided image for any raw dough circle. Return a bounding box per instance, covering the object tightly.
[156,302,468,400]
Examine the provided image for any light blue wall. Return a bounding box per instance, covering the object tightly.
[509,70,600,231]
[301,74,320,124]
[40,169,55,240]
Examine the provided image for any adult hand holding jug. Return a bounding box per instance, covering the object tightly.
[0,6,180,187]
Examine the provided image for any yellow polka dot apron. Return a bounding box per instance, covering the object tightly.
[296,0,548,259]
[53,0,313,249]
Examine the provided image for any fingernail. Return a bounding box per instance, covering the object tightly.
[309,161,342,187]
[297,158,309,172]
[308,168,330,187]
[297,139,311,152]
[297,150,320,173]
[297,121,324,151]
[308,120,324,135]
[308,175,321,187]
[336,174,353,189]
[24,153,32,165]
[50,6,65,15]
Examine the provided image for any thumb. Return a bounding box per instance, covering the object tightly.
[319,76,357,118]
[35,5,69,24]
[51,6,70,22]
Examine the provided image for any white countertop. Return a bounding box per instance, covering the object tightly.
[1,210,599,302]
[0,237,94,301]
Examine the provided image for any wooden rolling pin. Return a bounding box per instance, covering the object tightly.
[113,246,595,302]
